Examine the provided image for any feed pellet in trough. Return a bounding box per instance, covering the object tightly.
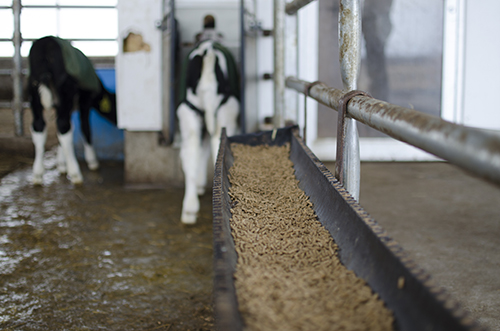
[229,143,395,331]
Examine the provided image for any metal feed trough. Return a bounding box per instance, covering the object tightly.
[213,126,483,331]
[211,0,497,329]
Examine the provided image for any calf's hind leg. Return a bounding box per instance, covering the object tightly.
[30,84,48,185]
[78,91,99,171]
[210,96,239,165]
[178,103,204,224]
[56,88,83,184]
[57,126,82,184]
[196,136,211,196]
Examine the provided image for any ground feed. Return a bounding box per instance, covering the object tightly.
[228,143,395,331]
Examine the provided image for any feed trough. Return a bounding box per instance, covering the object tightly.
[213,126,482,331]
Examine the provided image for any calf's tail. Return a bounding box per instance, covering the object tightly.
[38,79,53,111]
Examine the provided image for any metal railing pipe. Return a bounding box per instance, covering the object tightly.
[0,101,30,109]
[337,0,362,200]
[239,0,246,133]
[339,0,361,91]
[22,5,116,9]
[0,38,117,42]
[285,0,315,15]
[12,0,23,136]
[273,0,285,128]
[286,76,500,186]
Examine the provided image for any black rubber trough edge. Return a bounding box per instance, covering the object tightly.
[212,126,485,331]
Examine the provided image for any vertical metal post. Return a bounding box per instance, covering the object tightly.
[169,0,176,143]
[284,10,298,129]
[338,0,361,200]
[12,0,24,136]
[240,0,246,133]
[273,0,285,128]
[294,13,299,125]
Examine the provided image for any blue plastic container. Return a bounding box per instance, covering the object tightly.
[72,68,124,161]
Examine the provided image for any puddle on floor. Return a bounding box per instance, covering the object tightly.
[0,158,214,330]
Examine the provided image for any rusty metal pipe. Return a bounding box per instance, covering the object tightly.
[286,76,500,186]
[339,0,361,92]
[285,0,315,15]
[337,0,362,200]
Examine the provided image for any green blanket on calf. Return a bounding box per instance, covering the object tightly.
[177,41,239,108]
[53,36,101,93]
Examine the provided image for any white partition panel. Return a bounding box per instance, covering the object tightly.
[116,0,162,131]
[442,0,500,131]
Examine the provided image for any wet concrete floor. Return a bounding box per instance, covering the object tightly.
[0,150,214,330]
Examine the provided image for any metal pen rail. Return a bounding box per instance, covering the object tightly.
[285,0,316,15]
[0,38,117,42]
[279,0,500,190]
[287,77,500,186]
[273,0,285,128]
[278,0,363,199]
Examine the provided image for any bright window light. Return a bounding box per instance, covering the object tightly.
[0,3,118,57]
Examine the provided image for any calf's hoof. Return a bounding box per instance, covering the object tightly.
[32,173,43,186]
[69,172,83,185]
[181,212,197,225]
[87,160,99,171]
[57,164,67,174]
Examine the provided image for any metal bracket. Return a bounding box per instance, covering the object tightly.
[304,80,322,97]
[303,81,323,144]
[335,90,371,186]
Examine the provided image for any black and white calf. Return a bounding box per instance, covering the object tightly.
[28,36,117,185]
[177,40,239,224]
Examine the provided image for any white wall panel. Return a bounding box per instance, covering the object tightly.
[116,0,162,131]
[462,0,500,130]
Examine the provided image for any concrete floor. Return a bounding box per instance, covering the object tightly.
[323,161,500,330]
